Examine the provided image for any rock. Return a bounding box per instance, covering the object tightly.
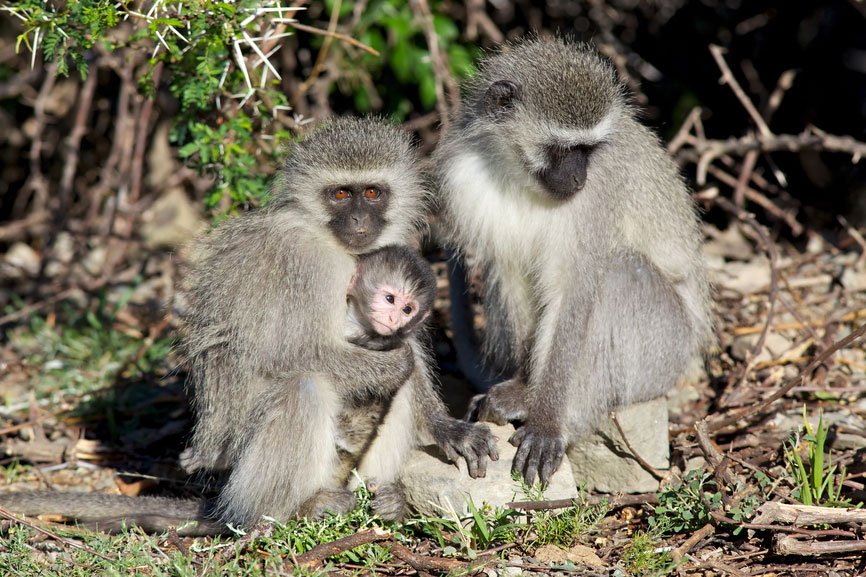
[712,257,771,294]
[703,225,754,261]
[400,424,578,516]
[81,245,107,276]
[4,242,40,277]
[568,397,669,494]
[140,187,205,250]
[841,268,866,292]
[566,544,605,568]
[532,544,604,568]
[533,544,568,564]
[730,332,794,362]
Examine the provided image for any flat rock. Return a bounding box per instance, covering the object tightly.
[532,544,604,568]
[730,332,794,362]
[568,397,669,494]
[400,424,578,516]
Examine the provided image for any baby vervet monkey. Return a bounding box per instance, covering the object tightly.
[435,38,713,486]
[346,245,437,351]
[0,117,498,533]
[333,245,438,496]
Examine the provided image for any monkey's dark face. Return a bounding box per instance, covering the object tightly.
[536,144,593,200]
[324,184,390,251]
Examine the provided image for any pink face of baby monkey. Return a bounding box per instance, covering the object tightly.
[367,283,422,335]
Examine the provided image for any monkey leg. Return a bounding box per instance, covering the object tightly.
[574,252,694,418]
[216,375,346,525]
[511,252,693,486]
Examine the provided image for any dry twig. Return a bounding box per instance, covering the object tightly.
[707,321,866,432]
[291,528,392,569]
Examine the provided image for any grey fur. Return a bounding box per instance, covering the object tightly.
[435,38,713,485]
[0,492,223,536]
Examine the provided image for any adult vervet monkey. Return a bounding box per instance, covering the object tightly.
[435,38,712,486]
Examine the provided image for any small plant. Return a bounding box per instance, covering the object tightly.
[527,495,609,548]
[649,469,719,534]
[8,300,173,401]
[407,498,522,558]
[621,530,674,576]
[784,407,849,507]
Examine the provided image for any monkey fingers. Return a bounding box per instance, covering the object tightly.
[432,419,500,479]
[509,427,566,487]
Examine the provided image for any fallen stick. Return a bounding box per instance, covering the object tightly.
[672,523,715,562]
[390,541,470,573]
[774,534,866,556]
[292,527,392,569]
[753,502,866,526]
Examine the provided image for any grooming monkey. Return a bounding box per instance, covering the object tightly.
[345,245,437,351]
[1,117,497,532]
[435,38,712,486]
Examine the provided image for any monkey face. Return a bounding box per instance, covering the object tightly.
[324,183,391,251]
[367,284,420,336]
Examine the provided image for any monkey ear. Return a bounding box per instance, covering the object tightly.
[484,80,522,118]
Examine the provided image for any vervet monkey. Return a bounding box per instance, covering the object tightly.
[184,116,497,524]
[435,38,712,486]
[345,245,437,351]
[1,117,497,532]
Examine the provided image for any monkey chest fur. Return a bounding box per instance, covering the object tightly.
[445,152,578,269]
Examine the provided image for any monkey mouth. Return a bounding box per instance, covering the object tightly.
[342,230,376,251]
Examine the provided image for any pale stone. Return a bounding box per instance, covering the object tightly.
[4,242,40,276]
[568,397,669,494]
[712,257,771,294]
[841,268,866,292]
[400,424,578,517]
[702,225,754,261]
[140,187,205,250]
[81,245,107,276]
[730,332,793,362]
[566,544,605,568]
[533,544,568,563]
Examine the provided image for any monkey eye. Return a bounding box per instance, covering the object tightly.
[332,188,351,201]
[385,294,395,304]
[363,187,381,200]
[402,305,413,315]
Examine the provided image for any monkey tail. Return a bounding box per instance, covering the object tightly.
[0,492,225,536]
[446,250,498,393]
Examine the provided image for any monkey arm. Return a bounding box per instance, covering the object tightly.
[313,340,415,400]
[510,280,598,487]
[407,340,500,478]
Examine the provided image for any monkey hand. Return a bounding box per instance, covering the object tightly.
[431,417,500,479]
[465,378,528,425]
[509,424,567,487]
